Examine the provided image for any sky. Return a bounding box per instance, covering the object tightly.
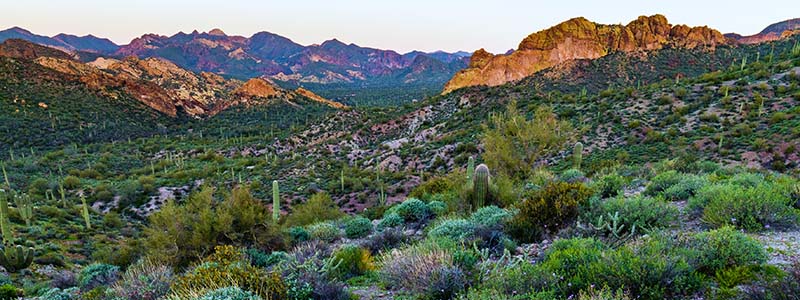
[2,0,799,53]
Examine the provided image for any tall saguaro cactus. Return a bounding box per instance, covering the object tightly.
[466,156,475,189]
[272,180,280,224]
[0,192,12,244]
[573,142,584,170]
[472,164,490,210]
[81,195,91,229]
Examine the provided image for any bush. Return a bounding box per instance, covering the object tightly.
[661,175,708,201]
[193,287,262,300]
[537,238,606,296]
[33,288,79,300]
[394,198,431,222]
[585,195,677,236]
[171,246,285,300]
[284,192,345,227]
[62,176,81,190]
[307,222,342,242]
[560,168,586,183]
[377,213,404,230]
[594,173,627,198]
[329,245,374,279]
[726,172,765,188]
[362,228,409,254]
[427,200,447,216]
[344,216,372,239]
[507,182,593,243]
[143,187,285,268]
[379,241,467,299]
[288,227,310,244]
[0,284,21,300]
[469,206,512,227]
[691,183,797,230]
[79,263,120,291]
[110,259,173,300]
[278,243,351,300]
[693,226,767,274]
[601,236,702,299]
[429,219,476,240]
[643,170,681,196]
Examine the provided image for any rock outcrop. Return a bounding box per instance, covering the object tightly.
[443,15,729,94]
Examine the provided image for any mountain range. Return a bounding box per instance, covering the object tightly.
[443,15,800,93]
[0,27,470,104]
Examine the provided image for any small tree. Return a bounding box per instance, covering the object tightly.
[481,100,575,180]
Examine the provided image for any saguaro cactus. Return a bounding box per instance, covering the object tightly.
[14,193,33,227]
[272,180,280,224]
[0,244,34,272]
[466,156,475,189]
[0,192,12,244]
[472,164,490,210]
[573,142,584,170]
[81,195,91,229]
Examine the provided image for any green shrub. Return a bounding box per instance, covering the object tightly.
[594,173,627,198]
[79,263,120,291]
[693,226,767,274]
[377,213,404,230]
[288,227,309,244]
[507,182,593,243]
[110,259,173,300]
[429,219,476,240]
[171,246,285,300]
[469,206,512,227]
[560,168,586,183]
[193,287,262,300]
[601,235,703,299]
[284,192,344,227]
[691,183,797,230]
[307,222,342,242]
[394,198,431,222]
[0,284,21,300]
[143,187,285,268]
[35,288,79,300]
[427,200,447,216]
[725,172,765,188]
[378,240,467,299]
[585,195,677,236]
[329,245,374,280]
[344,216,372,239]
[661,175,708,201]
[644,170,681,196]
[537,238,606,296]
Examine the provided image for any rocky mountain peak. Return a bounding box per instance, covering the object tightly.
[443,14,729,94]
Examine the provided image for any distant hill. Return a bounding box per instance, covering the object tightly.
[1,27,469,105]
[725,18,800,44]
[0,27,119,53]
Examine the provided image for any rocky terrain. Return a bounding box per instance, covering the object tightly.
[443,14,729,94]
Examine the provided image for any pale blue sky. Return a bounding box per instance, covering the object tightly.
[2,0,798,53]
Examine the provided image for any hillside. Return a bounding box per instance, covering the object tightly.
[1,13,800,300]
[0,39,345,153]
[443,14,730,94]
